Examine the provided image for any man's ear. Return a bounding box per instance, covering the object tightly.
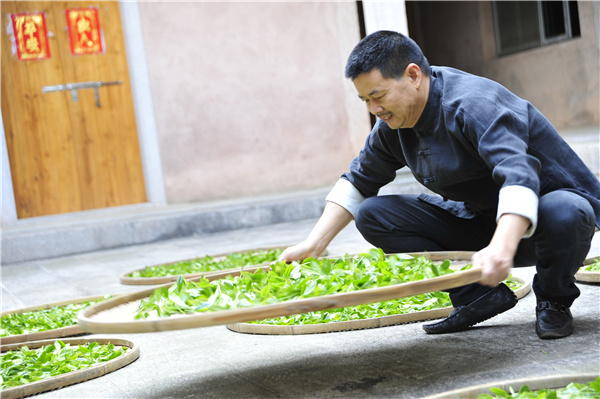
[405,63,422,86]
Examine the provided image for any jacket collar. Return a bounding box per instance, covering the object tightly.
[412,69,440,134]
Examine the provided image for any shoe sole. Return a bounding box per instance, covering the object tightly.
[536,324,574,339]
[423,299,517,334]
[537,330,573,339]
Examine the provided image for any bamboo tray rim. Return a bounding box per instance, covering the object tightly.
[576,255,600,283]
[225,276,531,335]
[421,373,599,399]
[1,336,140,399]
[119,245,292,285]
[1,294,119,345]
[78,251,482,334]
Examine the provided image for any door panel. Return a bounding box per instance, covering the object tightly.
[1,1,146,218]
[2,1,82,217]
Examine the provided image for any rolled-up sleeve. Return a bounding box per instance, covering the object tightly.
[325,178,366,217]
[496,185,539,237]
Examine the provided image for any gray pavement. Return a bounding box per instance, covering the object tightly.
[2,219,599,398]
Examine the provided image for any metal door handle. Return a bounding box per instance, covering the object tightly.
[42,80,122,107]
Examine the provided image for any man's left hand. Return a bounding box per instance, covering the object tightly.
[472,245,514,286]
[472,213,531,286]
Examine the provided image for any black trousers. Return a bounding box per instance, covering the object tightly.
[353,190,596,307]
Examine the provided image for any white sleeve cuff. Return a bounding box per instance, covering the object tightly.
[496,185,539,238]
[325,178,366,217]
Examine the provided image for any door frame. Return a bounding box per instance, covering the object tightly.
[361,0,408,35]
[1,1,165,226]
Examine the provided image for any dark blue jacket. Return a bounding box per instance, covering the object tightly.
[343,66,600,227]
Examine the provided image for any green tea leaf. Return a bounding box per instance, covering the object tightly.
[489,387,510,397]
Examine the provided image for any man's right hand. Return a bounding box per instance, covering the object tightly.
[278,201,354,263]
[279,241,322,263]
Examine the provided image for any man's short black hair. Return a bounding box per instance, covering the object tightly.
[345,30,430,80]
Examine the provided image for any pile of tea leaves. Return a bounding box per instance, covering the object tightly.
[476,376,600,398]
[1,340,129,389]
[128,248,283,278]
[1,296,111,337]
[250,275,522,326]
[135,249,470,319]
[582,260,600,272]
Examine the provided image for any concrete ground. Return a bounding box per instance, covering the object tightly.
[2,219,599,398]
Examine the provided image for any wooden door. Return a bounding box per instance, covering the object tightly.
[2,1,146,219]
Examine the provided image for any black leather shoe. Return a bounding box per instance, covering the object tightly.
[422,283,517,334]
[536,301,573,339]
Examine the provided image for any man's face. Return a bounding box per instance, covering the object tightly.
[353,67,425,130]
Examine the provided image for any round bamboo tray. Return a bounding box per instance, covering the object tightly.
[1,336,140,399]
[226,276,531,335]
[422,373,599,399]
[575,256,600,283]
[119,245,294,285]
[1,294,118,345]
[78,252,483,334]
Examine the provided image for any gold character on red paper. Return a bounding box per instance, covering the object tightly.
[25,37,40,53]
[76,16,93,47]
[11,13,50,61]
[67,8,104,55]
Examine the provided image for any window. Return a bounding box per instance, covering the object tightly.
[493,1,580,56]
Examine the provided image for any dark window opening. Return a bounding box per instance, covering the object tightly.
[542,1,566,39]
[569,1,580,37]
[494,1,580,56]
